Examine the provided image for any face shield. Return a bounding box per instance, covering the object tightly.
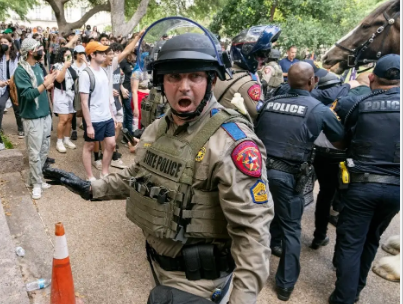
[136,17,231,78]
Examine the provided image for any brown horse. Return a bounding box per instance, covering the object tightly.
[322,0,400,74]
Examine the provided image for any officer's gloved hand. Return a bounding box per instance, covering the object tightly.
[43,167,92,200]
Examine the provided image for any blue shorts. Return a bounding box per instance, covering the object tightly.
[83,118,115,142]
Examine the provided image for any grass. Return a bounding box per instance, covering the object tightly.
[0,134,14,149]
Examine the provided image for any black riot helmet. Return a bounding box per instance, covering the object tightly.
[152,33,227,82]
[267,48,281,61]
[317,72,343,89]
[137,17,232,120]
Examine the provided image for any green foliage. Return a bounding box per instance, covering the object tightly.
[0,0,37,21]
[125,0,225,31]
[0,134,14,149]
[210,0,386,51]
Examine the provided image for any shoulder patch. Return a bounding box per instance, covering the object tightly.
[221,122,246,141]
[250,180,268,204]
[231,141,262,177]
[211,108,220,116]
[247,84,261,101]
[195,147,206,162]
[249,72,258,81]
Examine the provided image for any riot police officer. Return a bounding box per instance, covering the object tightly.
[44,18,273,304]
[259,49,284,100]
[255,62,344,301]
[325,72,372,227]
[329,54,400,304]
[214,25,281,121]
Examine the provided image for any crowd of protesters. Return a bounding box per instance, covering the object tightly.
[0,21,147,199]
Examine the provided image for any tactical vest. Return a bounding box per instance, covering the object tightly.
[267,62,284,88]
[126,109,247,241]
[140,87,168,128]
[346,89,400,167]
[214,71,257,109]
[256,94,320,163]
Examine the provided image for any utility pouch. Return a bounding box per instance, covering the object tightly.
[148,285,212,304]
[198,245,219,280]
[182,246,202,280]
[295,162,313,193]
[338,161,350,189]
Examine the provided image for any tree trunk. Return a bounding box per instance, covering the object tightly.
[269,1,277,22]
[44,0,111,34]
[110,0,150,37]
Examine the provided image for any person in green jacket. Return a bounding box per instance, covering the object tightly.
[14,38,57,199]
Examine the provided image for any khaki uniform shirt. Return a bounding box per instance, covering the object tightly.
[91,97,273,303]
[214,64,262,122]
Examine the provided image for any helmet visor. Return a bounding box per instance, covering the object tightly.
[137,17,222,72]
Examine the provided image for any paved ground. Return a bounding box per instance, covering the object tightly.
[0,107,400,304]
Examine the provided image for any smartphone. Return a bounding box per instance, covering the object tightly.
[75,29,81,35]
[122,128,136,146]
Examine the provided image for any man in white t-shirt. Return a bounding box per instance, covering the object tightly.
[80,41,115,181]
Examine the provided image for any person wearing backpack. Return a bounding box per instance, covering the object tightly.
[79,41,114,181]
[52,47,78,153]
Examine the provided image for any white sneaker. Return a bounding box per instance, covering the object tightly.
[32,185,42,200]
[41,182,52,190]
[64,138,76,149]
[87,177,96,182]
[56,141,67,153]
[92,159,102,170]
[0,142,4,151]
[111,159,128,169]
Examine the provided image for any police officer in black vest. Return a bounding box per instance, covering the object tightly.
[255,62,344,301]
[329,54,400,304]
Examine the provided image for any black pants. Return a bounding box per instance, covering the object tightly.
[332,183,400,304]
[267,169,305,288]
[0,91,23,132]
[313,154,339,240]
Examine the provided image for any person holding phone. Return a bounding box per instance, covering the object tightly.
[52,47,78,153]
[14,38,57,199]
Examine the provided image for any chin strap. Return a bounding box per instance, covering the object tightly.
[165,72,215,121]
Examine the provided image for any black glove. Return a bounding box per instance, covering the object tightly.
[43,167,92,200]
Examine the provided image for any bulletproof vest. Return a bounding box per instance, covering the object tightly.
[126,108,247,241]
[267,62,284,88]
[140,87,168,128]
[214,70,257,110]
[256,94,320,163]
[346,89,400,166]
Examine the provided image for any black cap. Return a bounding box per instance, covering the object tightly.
[304,59,328,78]
[374,54,400,80]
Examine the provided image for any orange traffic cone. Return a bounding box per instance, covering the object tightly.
[50,222,76,304]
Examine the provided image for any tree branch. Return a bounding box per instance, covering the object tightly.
[117,0,150,36]
[68,3,111,29]
[44,0,64,22]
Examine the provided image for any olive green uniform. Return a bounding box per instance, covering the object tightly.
[91,97,273,303]
[214,64,262,121]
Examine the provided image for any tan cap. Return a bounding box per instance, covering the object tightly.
[85,41,109,55]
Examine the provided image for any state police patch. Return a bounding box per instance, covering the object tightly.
[231,141,262,177]
[247,84,261,101]
[250,180,268,204]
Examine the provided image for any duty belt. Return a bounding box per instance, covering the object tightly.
[350,173,400,186]
[267,158,300,175]
[146,242,235,281]
[315,146,346,161]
